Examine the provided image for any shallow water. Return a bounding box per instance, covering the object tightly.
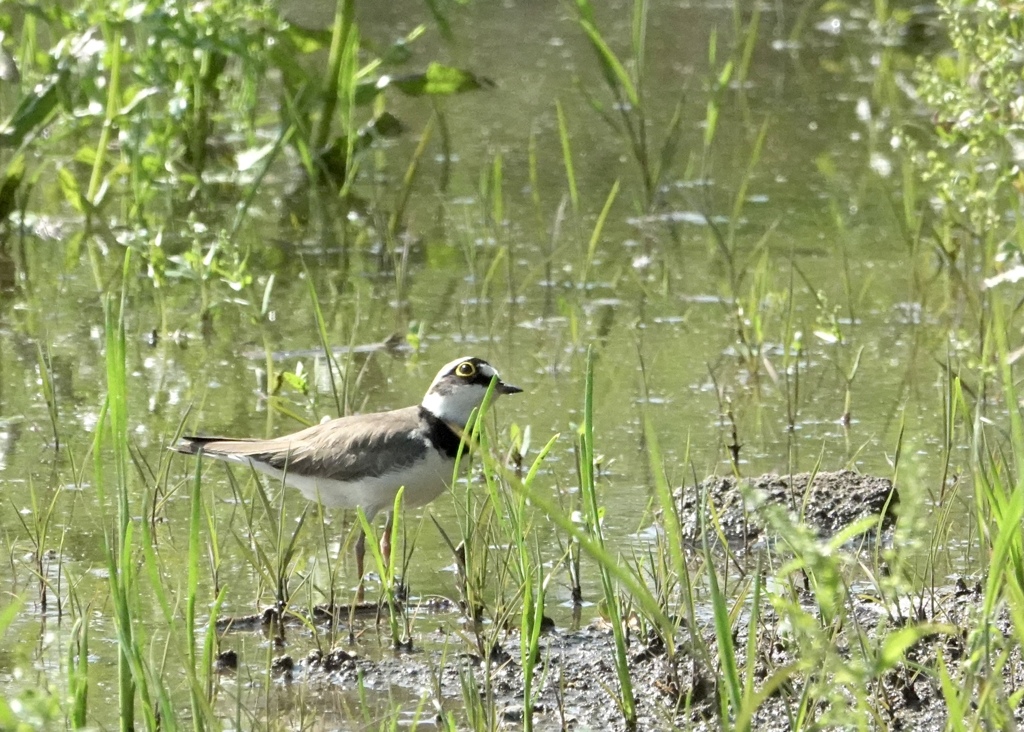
[0,0,969,727]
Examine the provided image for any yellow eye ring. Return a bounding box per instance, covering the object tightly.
[455,361,477,378]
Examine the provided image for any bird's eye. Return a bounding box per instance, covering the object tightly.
[455,361,477,378]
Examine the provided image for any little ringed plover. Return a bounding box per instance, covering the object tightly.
[173,356,522,583]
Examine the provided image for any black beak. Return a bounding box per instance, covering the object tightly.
[497,381,523,395]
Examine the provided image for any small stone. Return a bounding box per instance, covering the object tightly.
[488,642,510,664]
[323,648,355,672]
[501,705,524,723]
[214,650,237,672]
[305,649,324,667]
[271,655,294,677]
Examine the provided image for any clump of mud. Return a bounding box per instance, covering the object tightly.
[674,470,897,543]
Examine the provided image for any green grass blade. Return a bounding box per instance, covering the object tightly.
[579,179,619,289]
[577,20,639,106]
[555,101,579,213]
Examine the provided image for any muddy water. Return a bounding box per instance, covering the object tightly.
[0,0,963,727]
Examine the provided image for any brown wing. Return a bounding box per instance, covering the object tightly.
[175,407,429,483]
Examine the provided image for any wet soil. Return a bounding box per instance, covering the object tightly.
[218,577,1015,731]
[674,471,898,544]
[213,473,1010,730]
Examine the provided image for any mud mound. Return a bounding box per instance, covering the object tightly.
[674,470,897,543]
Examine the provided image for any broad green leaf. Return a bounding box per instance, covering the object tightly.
[0,77,61,147]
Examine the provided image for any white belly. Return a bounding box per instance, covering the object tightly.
[236,449,455,519]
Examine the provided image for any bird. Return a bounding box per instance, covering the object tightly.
[172,356,522,589]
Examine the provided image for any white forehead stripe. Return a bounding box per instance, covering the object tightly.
[429,356,495,390]
[441,356,476,372]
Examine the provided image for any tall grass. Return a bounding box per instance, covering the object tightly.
[11,476,64,616]
[577,348,636,727]
[356,491,409,649]
[477,410,559,732]
[230,469,309,610]
[92,254,158,729]
[87,253,233,731]
[313,0,357,157]
[66,612,89,729]
[574,0,660,208]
